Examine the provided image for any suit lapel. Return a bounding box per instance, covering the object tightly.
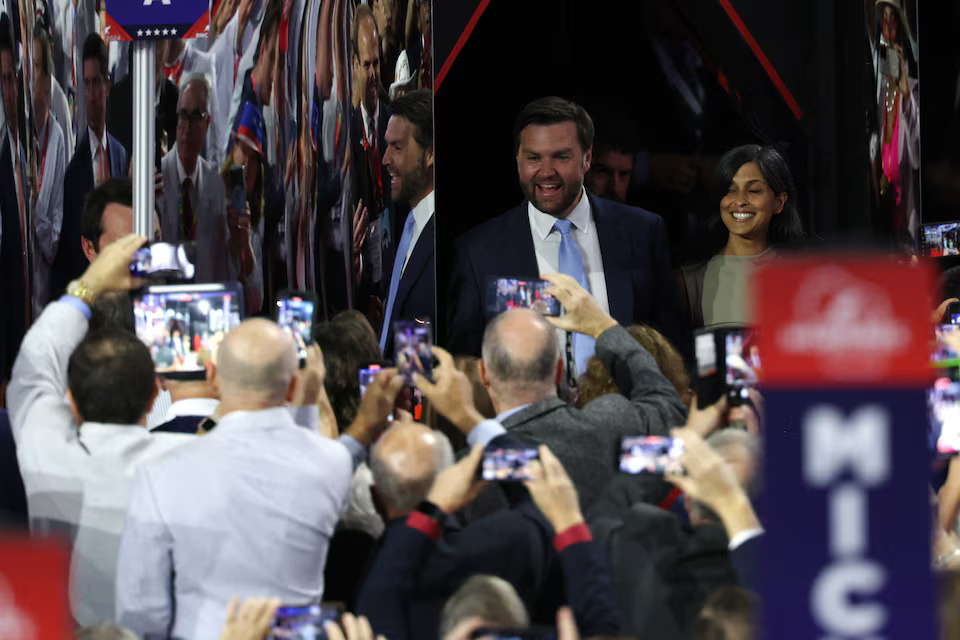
[590,194,632,325]
[77,131,94,188]
[509,202,541,277]
[392,216,434,319]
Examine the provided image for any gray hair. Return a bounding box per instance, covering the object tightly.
[439,575,529,639]
[179,71,213,114]
[370,430,454,514]
[75,624,140,640]
[481,311,559,395]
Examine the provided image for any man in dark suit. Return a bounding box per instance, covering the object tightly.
[378,89,434,355]
[0,14,30,379]
[151,370,219,435]
[440,274,687,510]
[446,96,687,370]
[50,33,128,300]
[351,4,394,316]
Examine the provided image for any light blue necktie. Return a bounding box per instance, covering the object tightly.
[380,212,416,353]
[553,218,595,376]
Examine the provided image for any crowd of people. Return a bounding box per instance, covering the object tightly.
[0,0,957,639]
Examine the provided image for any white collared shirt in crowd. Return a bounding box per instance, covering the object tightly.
[116,405,354,640]
[5,299,196,625]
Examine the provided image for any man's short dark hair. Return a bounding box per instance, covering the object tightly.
[513,96,594,155]
[33,23,54,79]
[254,0,282,65]
[82,32,108,80]
[0,14,14,61]
[390,88,433,151]
[68,329,156,424]
[693,586,759,640]
[351,4,377,62]
[81,178,133,252]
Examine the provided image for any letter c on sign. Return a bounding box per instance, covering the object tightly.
[810,559,887,635]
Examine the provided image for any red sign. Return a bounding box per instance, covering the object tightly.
[0,536,70,640]
[754,255,934,387]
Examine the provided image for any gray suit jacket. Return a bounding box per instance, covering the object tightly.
[500,325,687,508]
[159,149,230,282]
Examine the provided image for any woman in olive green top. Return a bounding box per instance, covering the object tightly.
[680,144,805,329]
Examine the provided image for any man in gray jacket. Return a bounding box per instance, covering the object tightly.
[423,272,688,509]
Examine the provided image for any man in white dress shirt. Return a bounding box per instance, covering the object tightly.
[28,25,66,318]
[210,0,257,158]
[116,318,407,640]
[6,233,196,626]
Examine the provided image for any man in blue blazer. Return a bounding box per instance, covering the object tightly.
[445,97,687,368]
[50,33,128,301]
[378,89,435,356]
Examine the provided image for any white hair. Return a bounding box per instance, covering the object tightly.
[179,71,213,114]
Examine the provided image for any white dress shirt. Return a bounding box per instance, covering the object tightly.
[176,151,202,196]
[527,187,610,352]
[401,190,434,274]
[116,406,354,640]
[32,113,66,317]
[6,300,196,625]
[158,397,219,425]
[50,75,75,161]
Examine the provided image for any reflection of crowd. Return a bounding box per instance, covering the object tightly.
[395,327,431,380]
[482,448,537,481]
[620,438,684,475]
[493,279,554,315]
[926,225,960,257]
[725,331,761,387]
[134,295,238,372]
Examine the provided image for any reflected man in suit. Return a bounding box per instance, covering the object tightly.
[51,33,128,300]
[378,88,434,355]
[158,73,231,283]
[446,96,685,373]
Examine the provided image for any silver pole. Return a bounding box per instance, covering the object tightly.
[132,40,156,238]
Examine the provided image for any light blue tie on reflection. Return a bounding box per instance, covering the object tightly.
[553,218,595,377]
[380,212,417,353]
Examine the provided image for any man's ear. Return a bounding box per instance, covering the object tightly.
[478,359,491,390]
[284,374,299,403]
[423,143,434,173]
[81,237,97,265]
[205,362,219,393]
[66,388,83,425]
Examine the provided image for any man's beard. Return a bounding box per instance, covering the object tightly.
[520,178,582,218]
[396,153,428,205]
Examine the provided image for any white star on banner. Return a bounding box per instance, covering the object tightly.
[137,29,143,36]
[162,28,169,36]
[170,28,177,35]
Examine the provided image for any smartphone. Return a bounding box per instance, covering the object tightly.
[227,163,246,213]
[930,379,960,458]
[934,324,960,368]
[267,602,343,640]
[358,364,383,398]
[130,242,196,281]
[694,329,722,409]
[485,277,561,317]
[275,290,317,366]
[481,446,539,482]
[133,283,244,380]
[394,319,433,384]
[469,630,557,640]
[619,435,685,475]
[920,222,960,257]
[724,328,761,407]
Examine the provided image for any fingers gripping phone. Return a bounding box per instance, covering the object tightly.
[275,290,317,366]
[267,602,344,639]
[481,446,539,482]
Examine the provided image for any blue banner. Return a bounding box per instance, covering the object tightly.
[762,389,934,639]
[105,0,209,41]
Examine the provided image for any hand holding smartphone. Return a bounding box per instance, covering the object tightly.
[267,602,343,640]
[275,290,317,366]
[618,435,685,475]
[485,277,562,317]
[481,446,540,482]
[394,320,434,385]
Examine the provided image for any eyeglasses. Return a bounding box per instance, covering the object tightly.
[177,109,208,127]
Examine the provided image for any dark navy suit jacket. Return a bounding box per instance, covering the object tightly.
[445,193,687,358]
[50,129,128,299]
[151,415,206,435]
[382,214,435,355]
[0,133,29,375]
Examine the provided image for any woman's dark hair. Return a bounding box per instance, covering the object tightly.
[693,144,805,261]
[313,311,381,431]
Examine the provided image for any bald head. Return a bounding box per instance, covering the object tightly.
[481,309,560,406]
[370,421,454,516]
[216,318,298,406]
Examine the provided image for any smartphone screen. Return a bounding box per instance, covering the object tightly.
[694,329,722,409]
[481,447,539,482]
[130,242,196,281]
[934,324,960,368]
[276,291,317,364]
[920,222,960,257]
[485,277,561,317]
[724,329,761,406]
[619,435,685,475]
[394,320,433,384]
[930,379,960,457]
[267,603,343,640]
[358,364,383,398]
[133,283,244,380]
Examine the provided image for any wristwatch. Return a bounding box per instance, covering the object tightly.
[65,279,96,305]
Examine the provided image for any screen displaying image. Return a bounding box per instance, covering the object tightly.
[134,285,243,374]
[934,324,960,368]
[485,277,561,316]
[358,365,383,398]
[929,379,960,457]
[394,321,434,384]
[482,447,539,482]
[267,603,341,640]
[921,222,960,257]
[725,329,761,388]
[695,332,718,377]
[619,436,684,475]
[277,297,315,361]
[130,242,196,280]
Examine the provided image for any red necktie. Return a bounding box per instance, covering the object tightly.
[182,178,196,240]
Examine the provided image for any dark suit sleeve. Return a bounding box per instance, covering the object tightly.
[650,214,692,363]
[730,533,761,593]
[554,524,621,636]
[593,325,687,435]
[445,236,484,356]
[356,514,439,640]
